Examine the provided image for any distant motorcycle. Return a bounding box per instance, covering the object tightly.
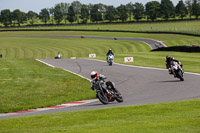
[91,76,123,104]
[55,52,62,59]
[170,61,184,81]
[55,56,61,59]
[107,54,114,66]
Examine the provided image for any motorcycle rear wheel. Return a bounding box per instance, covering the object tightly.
[113,88,123,103]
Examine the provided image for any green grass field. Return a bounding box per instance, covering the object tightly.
[0,32,200,113]
[1,20,200,35]
[0,99,200,133]
[0,59,94,113]
[0,31,199,132]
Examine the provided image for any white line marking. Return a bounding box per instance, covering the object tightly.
[36,59,55,68]
[85,58,200,76]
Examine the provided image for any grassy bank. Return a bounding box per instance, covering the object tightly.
[0,59,94,113]
[0,99,200,133]
[0,36,199,73]
[1,20,200,35]
[0,31,199,46]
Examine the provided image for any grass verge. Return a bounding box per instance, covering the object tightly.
[1,20,200,35]
[0,59,94,113]
[0,99,200,133]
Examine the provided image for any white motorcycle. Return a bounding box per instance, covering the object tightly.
[107,54,114,66]
[170,61,184,81]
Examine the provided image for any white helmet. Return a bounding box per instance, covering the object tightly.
[90,71,98,79]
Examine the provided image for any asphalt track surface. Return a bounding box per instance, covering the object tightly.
[1,35,166,49]
[1,59,200,119]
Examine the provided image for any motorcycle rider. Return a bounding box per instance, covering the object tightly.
[165,55,183,75]
[90,71,106,91]
[106,49,114,61]
[57,52,62,59]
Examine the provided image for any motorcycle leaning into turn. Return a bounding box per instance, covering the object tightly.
[91,74,123,104]
[169,61,184,81]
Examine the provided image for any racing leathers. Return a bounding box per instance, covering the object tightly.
[165,57,182,74]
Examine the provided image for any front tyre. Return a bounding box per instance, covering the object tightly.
[97,91,109,104]
[177,71,184,81]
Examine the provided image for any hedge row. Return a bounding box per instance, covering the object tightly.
[152,46,200,52]
[1,29,200,37]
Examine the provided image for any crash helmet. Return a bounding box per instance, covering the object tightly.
[166,55,171,60]
[90,71,98,79]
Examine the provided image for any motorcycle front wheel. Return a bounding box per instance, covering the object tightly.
[97,91,109,104]
[178,71,184,81]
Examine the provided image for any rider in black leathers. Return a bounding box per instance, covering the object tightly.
[90,71,115,93]
[165,55,183,75]
[106,49,114,61]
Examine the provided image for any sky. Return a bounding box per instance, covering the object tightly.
[0,0,180,13]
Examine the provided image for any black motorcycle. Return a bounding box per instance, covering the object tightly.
[170,61,184,81]
[91,77,123,104]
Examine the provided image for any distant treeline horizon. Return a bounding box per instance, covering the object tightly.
[0,0,200,27]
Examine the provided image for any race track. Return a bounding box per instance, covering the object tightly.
[1,35,166,49]
[1,59,200,119]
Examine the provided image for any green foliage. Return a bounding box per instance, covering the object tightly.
[126,2,134,21]
[145,1,161,21]
[105,6,117,22]
[80,4,89,24]
[0,9,12,27]
[192,0,200,19]
[71,1,82,23]
[176,0,188,19]
[160,0,175,20]
[54,4,63,24]
[39,8,50,24]
[90,4,102,23]
[26,11,38,25]
[133,2,145,21]
[12,9,26,26]
[67,6,75,24]
[117,4,128,22]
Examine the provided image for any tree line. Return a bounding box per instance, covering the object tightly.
[0,0,200,27]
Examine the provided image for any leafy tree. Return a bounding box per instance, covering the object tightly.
[185,0,193,18]
[192,0,200,19]
[176,0,188,19]
[80,4,89,23]
[87,4,93,22]
[126,2,134,21]
[117,4,128,22]
[59,3,70,24]
[27,11,38,25]
[105,6,117,22]
[90,4,102,23]
[49,7,54,24]
[67,6,75,24]
[97,3,106,21]
[71,1,82,23]
[54,4,63,24]
[13,9,25,26]
[39,8,50,24]
[145,1,160,21]
[133,2,145,21]
[160,0,175,20]
[0,9,12,27]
